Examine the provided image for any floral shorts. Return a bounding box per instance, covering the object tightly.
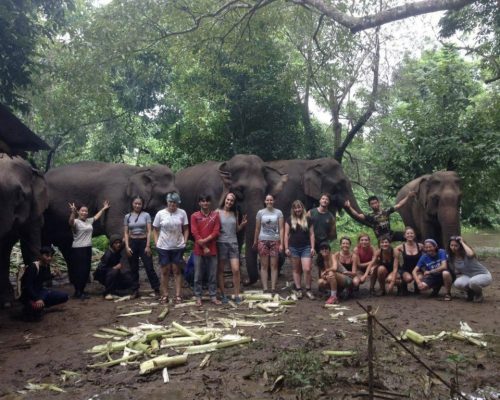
[258,240,280,257]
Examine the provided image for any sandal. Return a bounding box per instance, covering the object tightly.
[444,293,452,301]
[174,296,183,305]
[195,298,203,307]
[210,297,222,305]
[159,296,169,305]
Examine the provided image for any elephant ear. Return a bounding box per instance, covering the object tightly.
[30,168,48,219]
[127,169,154,207]
[263,166,288,196]
[417,175,430,211]
[302,164,322,200]
[217,162,233,190]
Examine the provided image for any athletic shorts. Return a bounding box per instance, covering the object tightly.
[289,245,312,258]
[158,248,184,266]
[217,242,239,261]
[258,240,280,257]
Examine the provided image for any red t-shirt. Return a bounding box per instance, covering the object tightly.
[190,211,220,256]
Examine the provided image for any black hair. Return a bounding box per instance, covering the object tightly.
[39,246,55,256]
[447,237,465,263]
[367,195,379,204]
[198,193,212,202]
[127,196,144,224]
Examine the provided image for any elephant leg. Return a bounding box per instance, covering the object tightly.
[0,236,18,307]
[244,246,259,285]
[19,219,43,266]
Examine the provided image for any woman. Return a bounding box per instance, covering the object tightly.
[394,227,423,295]
[69,200,110,299]
[367,235,398,296]
[253,194,284,293]
[332,236,359,294]
[413,238,453,301]
[123,196,160,298]
[317,241,353,305]
[353,233,377,285]
[448,236,492,302]
[216,193,247,303]
[284,200,315,300]
[152,192,189,305]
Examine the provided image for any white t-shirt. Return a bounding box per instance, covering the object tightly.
[72,217,95,248]
[256,208,283,241]
[153,208,189,250]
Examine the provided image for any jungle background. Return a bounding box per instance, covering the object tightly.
[1,0,499,230]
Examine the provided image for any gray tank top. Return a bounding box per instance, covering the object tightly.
[217,210,237,244]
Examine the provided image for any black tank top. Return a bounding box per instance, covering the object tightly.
[336,253,353,272]
[377,249,394,273]
[402,243,421,272]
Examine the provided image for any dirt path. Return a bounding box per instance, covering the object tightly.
[1,257,499,400]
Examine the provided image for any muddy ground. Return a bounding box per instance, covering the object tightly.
[0,257,499,400]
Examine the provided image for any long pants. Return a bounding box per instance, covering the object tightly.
[454,272,492,294]
[71,246,92,294]
[194,255,217,298]
[103,268,134,295]
[128,238,160,291]
[23,288,69,315]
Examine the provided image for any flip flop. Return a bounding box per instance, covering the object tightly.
[444,293,452,301]
[210,297,222,305]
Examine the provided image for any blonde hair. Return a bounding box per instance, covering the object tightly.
[290,200,308,231]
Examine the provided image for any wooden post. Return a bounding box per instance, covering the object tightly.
[367,305,374,400]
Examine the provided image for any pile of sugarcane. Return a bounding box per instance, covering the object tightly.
[399,321,487,347]
[87,319,252,375]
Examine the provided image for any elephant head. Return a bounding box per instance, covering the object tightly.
[126,165,177,217]
[302,158,361,214]
[417,171,461,246]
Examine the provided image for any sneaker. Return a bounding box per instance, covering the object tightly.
[325,295,338,305]
[104,294,114,301]
[295,289,303,299]
[220,294,229,304]
[305,290,316,300]
[233,296,242,304]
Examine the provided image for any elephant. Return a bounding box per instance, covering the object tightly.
[175,154,288,284]
[0,154,48,305]
[396,171,461,247]
[265,158,365,229]
[43,162,177,271]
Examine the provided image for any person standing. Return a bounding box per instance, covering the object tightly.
[191,194,221,306]
[284,200,315,300]
[216,193,247,304]
[253,194,284,293]
[20,246,69,321]
[307,194,336,274]
[448,236,492,302]
[344,192,415,241]
[153,192,189,305]
[124,196,160,298]
[69,200,110,299]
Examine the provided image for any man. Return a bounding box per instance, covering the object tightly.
[20,246,69,321]
[191,194,221,306]
[344,191,415,241]
[93,235,134,300]
[307,193,336,283]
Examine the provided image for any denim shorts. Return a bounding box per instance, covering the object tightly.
[289,245,312,259]
[158,248,184,266]
[217,242,239,261]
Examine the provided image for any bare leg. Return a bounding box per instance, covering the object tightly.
[217,258,226,297]
[369,266,378,292]
[260,256,269,291]
[160,265,170,297]
[270,256,279,291]
[442,270,452,294]
[291,257,302,289]
[172,264,182,298]
[377,266,388,294]
[229,258,241,297]
[302,257,312,290]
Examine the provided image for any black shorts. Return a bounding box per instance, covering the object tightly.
[422,273,444,289]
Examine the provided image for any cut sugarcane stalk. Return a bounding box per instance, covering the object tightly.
[139,354,188,375]
[87,353,141,368]
[404,329,428,345]
[157,307,169,322]
[256,304,272,313]
[145,330,170,342]
[93,333,114,339]
[99,328,131,337]
[25,383,66,393]
[215,337,252,349]
[172,321,201,339]
[183,343,218,354]
[279,300,296,306]
[87,340,129,353]
[322,350,357,357]
[118,310,152,317]
[114,295,131,302]
[199,354,211,368]
[243,294,273,301]
[199,332,214,344]
[161,337,201,347]
[117,325,134,334]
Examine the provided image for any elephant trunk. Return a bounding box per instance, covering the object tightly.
[438,206,461,248]
[241,192,264,284]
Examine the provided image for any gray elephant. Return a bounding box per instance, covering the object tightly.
[266,158,365,227]
[0,154,48,305]
[396,171,461,247]
[43,162,177,269]
[176,154,288,284]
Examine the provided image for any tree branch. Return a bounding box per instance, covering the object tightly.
[294,0,477,33]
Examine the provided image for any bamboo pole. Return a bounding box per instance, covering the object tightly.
[367,305,374,400]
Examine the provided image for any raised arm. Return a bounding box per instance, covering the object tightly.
[68,203,77,227]
[394,191,416,211]
[457,237,475,258]
[344,200,366,220]
[93,200,110,221]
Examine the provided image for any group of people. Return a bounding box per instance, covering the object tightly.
[19,190,493,320]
